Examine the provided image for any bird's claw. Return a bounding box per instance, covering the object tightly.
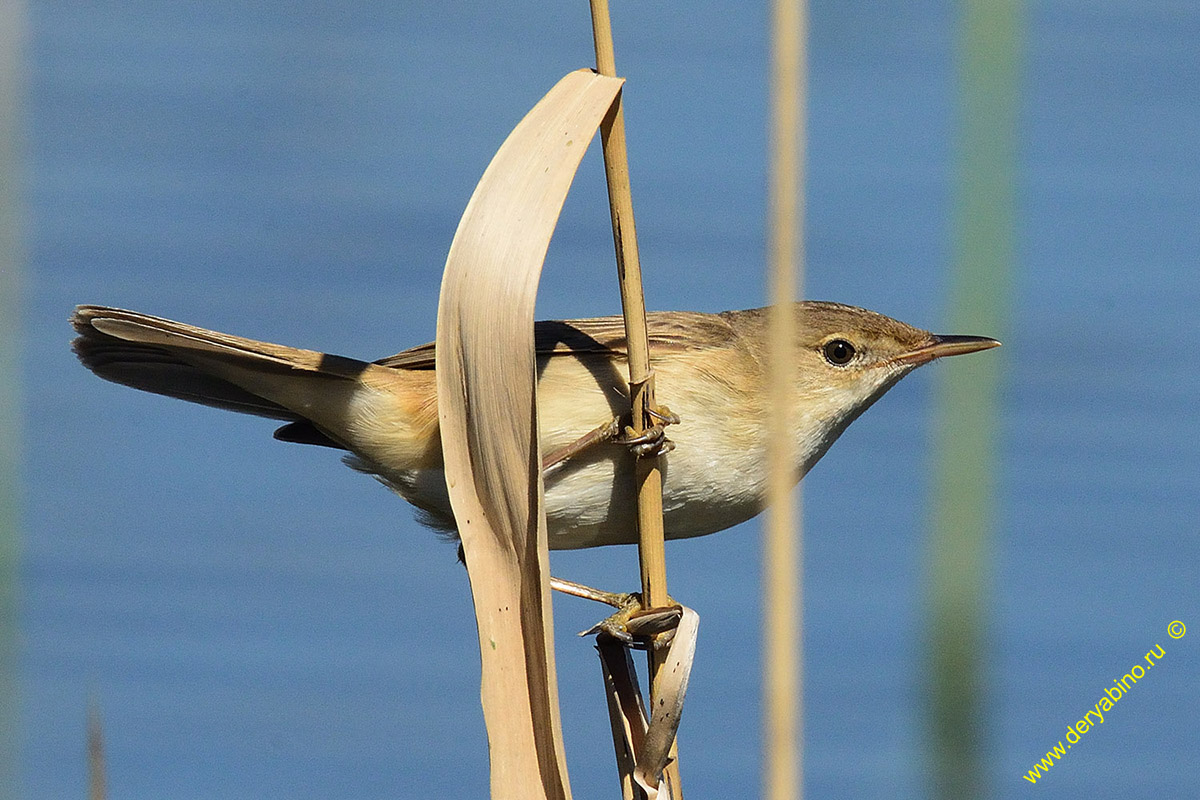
[618,424,675,458]
[647,406,681,427]
[580,593,682,651]
[613,405,680,459]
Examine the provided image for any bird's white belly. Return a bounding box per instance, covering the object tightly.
[542,442,768,549]
[373,413,770,550]
[360,347,777,549]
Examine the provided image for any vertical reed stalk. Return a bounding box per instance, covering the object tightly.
[587,0,669,615]
[88,702,107,800]
[588,3,678,795]
[764,1,806,799]
[929,2,1021,797]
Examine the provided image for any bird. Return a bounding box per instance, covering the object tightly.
[71,302,998,550]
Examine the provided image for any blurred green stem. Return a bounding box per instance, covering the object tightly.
[0,3,23,796]
[929,1,1022,798]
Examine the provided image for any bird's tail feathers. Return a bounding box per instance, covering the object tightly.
[71,305,369,427]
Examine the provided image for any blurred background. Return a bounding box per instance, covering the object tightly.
[7,1,1199,797]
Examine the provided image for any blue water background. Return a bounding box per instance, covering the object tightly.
[20,2,1199,797]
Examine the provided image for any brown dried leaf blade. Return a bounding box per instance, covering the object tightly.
[434,69,625,800]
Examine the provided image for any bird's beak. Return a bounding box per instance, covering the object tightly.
[896,334,1001,366]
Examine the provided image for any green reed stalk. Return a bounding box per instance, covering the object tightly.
[928,2,1022,798]
[0,3,22,795]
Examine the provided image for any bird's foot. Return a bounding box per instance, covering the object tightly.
[613,405,681,459]
[543,407,681,470]
[584,598,682,650]
[550,576,681,650]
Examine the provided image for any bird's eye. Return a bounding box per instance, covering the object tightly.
[822,339,856,366]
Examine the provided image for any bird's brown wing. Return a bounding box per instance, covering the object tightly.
[280,313,737,448]
[373,311,736,370]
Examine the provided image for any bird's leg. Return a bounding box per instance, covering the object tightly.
[460,544,681,647]
[541,417,624,471]
[457,557,679,646]
[550,576,682,649]
[541,405,680,470]
[459,557,678,646]
[549,576,632,607]
[522,403,682,644]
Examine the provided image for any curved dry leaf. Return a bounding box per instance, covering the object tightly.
[634,607,699,798]
[597,639,648,800]
[435,69,625,800]
[596,606,699,800]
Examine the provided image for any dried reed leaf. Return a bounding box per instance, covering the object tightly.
[633,607,698,799]
[435,69,624,800]
[596,606,698,800]
[597,640,647,800]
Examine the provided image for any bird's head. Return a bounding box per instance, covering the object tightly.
[777,301,1000,471]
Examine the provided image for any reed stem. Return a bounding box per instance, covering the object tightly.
[929,2,1021,797]
[764,1,807,799]
[0,5,21,796]
[588,2,679,796]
